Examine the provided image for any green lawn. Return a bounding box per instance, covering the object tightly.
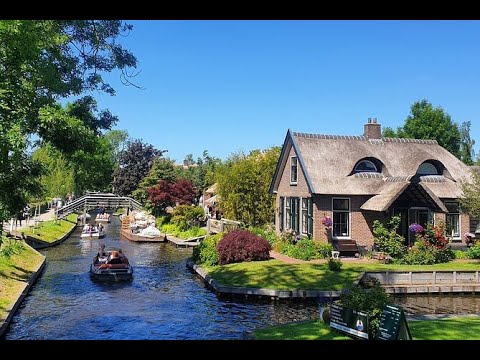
[112,208,125,216]
[253,317,480,340]
[0,243,44,321]
[27,214,78,243]
[204,259,480,291]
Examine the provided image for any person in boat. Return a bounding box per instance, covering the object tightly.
[118,248,129,264]
[107,250,123,264]
[98,243,106,257]
[98,223,104,232]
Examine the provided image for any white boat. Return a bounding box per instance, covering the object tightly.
[95,213,111,223]
[81,226,106,238]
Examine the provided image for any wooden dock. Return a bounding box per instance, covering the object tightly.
[166,234,206,248]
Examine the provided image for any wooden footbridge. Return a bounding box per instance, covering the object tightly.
[56,192,143,220]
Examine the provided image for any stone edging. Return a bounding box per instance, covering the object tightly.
[187,259,351,299]
[0,247,46,338]
[23,219,78,249]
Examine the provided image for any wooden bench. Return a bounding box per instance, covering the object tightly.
[332,240,360,257]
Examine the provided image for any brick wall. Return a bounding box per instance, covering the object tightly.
[275,145,311,232]
[312,194,384,249]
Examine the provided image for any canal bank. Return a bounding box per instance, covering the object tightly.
[0,243,45,338]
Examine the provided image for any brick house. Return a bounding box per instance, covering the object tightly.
[269,119,474,252]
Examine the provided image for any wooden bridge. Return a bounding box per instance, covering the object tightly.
[56,192,143,219]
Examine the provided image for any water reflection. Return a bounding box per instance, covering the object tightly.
[4,216,320,340]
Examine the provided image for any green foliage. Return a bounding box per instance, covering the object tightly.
[112,140,162,197]
[104,129,129,166]
[192,233,224,266]
[0,238,25,258]
[0,20,137,219]
[454,250,468,259]
[384,99,461,158]
[460,171,480,220]
[171,205,205,231]
[215,146,281,227]
[160,223,206,240]
[327,258,342,271]
[32,145,75,200]
[248,225,279,246]
[282,240,318,260]
[459,121,475,165]
[339,279,392,338]
[372,216,407,259]
[155,215,171,228]
[466,244,480,259]
[316,243,334,259]
[132,157,178,204]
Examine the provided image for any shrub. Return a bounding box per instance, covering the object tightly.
[0,238,25,258]
[339,279,392,339]
[248,226,279,246]
[280,229,297,244]
[216,229,271,265]
[372,216,406,259]
[160,223,179,235]
[467,244,480,259]
[282,239,320,260]
[454,250,468,259]
[327,258,342,271]
[156,215,171,228]
[192,233,224,266]
[400,223,455,264]
[177,226,206,240]
[171,205,205,231]
[315,243,334,259]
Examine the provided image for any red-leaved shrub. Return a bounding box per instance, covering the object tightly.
[216,229,271,265]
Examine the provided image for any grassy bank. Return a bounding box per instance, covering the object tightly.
[204,259,480,291]
[253,317,480,340]
[27,214,78,243]
[0,243,44,321]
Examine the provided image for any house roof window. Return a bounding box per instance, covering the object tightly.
[417,162,439,176]
[354,159,378,173]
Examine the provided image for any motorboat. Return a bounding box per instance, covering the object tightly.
[81,225,106,238]
[95,213,111,223]
[90,250,133,282]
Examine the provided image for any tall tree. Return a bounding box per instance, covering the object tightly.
[385,99,461,158]
[104,129,129,166]
[132,157,177,204]
[459,121,475,165]
[216,146,281,227]
[147,177,196,214]
[0,20,137,220]
[460,170,480,219]
[32,145,75,201]
[112,140,161,196]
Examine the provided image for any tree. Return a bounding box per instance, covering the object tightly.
[147,178,196,214]
[112,140,161,196]
[32,145,75,201]
[459,121,475,165]
[66,96,119,135]
[132,157,177,204]
[0,20,137,220]
[104,129,129,166]
[460,170,480,220]
[216,146,281,227]
[385,99,461,158]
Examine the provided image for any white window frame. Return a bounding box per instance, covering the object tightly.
[354,160,378,173]
[445,201,461,240]
[332,197,351,239]
[290,156,298,185]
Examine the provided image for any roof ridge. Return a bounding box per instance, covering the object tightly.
[292,132,438,145]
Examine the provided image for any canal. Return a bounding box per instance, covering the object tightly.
[4,216,480,339]
[4,216,319,340]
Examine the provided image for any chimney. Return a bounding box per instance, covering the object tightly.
[364,117,381,139]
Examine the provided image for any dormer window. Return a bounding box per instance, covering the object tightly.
[354,160,378,173]
[290,156,298,184]
[417,162,439,176]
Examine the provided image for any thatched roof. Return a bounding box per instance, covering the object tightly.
[271,129,473,202]
[205,183,217,194]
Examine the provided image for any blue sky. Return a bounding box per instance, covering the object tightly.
[94,20,480,163]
